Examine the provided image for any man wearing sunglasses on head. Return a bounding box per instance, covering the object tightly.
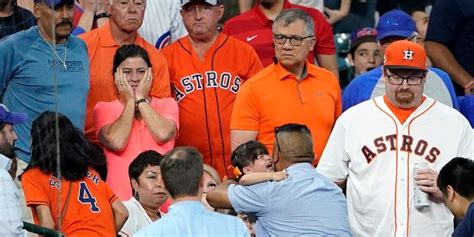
[317,40,473,236]
[342,9,459,113]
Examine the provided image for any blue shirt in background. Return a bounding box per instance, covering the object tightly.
[228,162,352,237]
[135,201,250,237]
[0,26,90,162]
[342,66,459,112]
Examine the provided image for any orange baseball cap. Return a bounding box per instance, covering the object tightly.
[384,40,427,71]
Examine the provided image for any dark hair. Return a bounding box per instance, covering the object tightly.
[26,111,101,181]
[129,150,164,195]
[232,141,269,175]
[274,123,314,164]
[112,44,152,74]
[160,147,203,198]
[437,157,474,199]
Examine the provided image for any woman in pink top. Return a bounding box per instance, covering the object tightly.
[94,44,178,200]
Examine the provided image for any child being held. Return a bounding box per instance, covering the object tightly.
[231,140,288,185]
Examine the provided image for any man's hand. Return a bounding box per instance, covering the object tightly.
[414,168,445,203]
[464,80,474,95]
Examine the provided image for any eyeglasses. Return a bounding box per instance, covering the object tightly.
[181,4,214,15]
[384,69,427,86]
[273,34,314,46]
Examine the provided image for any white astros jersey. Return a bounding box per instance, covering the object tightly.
[139,0,188,49]
[317,96,473,237]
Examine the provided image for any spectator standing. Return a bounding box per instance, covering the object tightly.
[438,158,474,237]
[135,147,250,237]
[94,44,178,200]
[425,0,474,95]
[230,9,341,165]
[0,0,89,167]
[80,0,171,145]
[207,123,351,236]
[0,0,36,39]
[138,0,187,49]
[0,104,26,236]
[223,0,339,79]
[317,40,473,236]
[342,9,459,112]
[161,0,262,178]
[21,111,129,236]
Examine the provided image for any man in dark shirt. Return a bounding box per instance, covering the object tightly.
[0,0,36,39]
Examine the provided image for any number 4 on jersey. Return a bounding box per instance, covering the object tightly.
[78,182,100,212]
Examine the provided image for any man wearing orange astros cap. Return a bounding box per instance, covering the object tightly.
[317,40,474,236]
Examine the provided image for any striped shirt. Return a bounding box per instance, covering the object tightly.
[139,0,188,49]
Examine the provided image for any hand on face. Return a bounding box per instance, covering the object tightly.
[114,68,135,103]
[134,67,152,100]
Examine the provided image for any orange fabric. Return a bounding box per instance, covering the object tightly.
[161,33,263,178]
[384,40,427,70]
[79,22,171,144]
[21,168,117,236]
[384,95,427,124]
[231,61,342,165]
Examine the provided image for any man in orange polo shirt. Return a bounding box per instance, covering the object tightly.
[80,0,171,144]
[230,8,341,165]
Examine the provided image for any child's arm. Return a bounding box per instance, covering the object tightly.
[239,171,288,186]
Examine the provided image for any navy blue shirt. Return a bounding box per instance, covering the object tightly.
[0,6,36,40]
[426,0,474,94]
[453,202,474,237]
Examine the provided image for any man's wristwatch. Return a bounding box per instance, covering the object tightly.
[135,98,149,107]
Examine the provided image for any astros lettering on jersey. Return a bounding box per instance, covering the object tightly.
[162,33,263,178]
[317,96,474,236]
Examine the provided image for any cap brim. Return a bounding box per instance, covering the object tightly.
[3,112,27,124]
[350,36,377,50]
[377,30,413,41]
[384,65,427,71]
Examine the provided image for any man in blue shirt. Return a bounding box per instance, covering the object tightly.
[342,9,458,112]
[207,123,352,237]
[135,146,249,237]
[437,157,474,237]
[0,0,89,165]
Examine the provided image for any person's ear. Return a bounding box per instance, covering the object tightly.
[216,4,224,21]
[131,178,139,191]
[243,166,250,174]
[446,185,456,202]
[347,53,355,66]
[33,2,41,18]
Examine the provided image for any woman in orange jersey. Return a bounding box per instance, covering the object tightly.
[21,111,128,236]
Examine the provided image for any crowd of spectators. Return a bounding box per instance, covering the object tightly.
[0,0,473,236]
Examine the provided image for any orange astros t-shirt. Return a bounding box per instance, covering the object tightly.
[162,33,263,178]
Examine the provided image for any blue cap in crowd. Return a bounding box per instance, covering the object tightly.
[0,104,26,125]
[376,10,417,41]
